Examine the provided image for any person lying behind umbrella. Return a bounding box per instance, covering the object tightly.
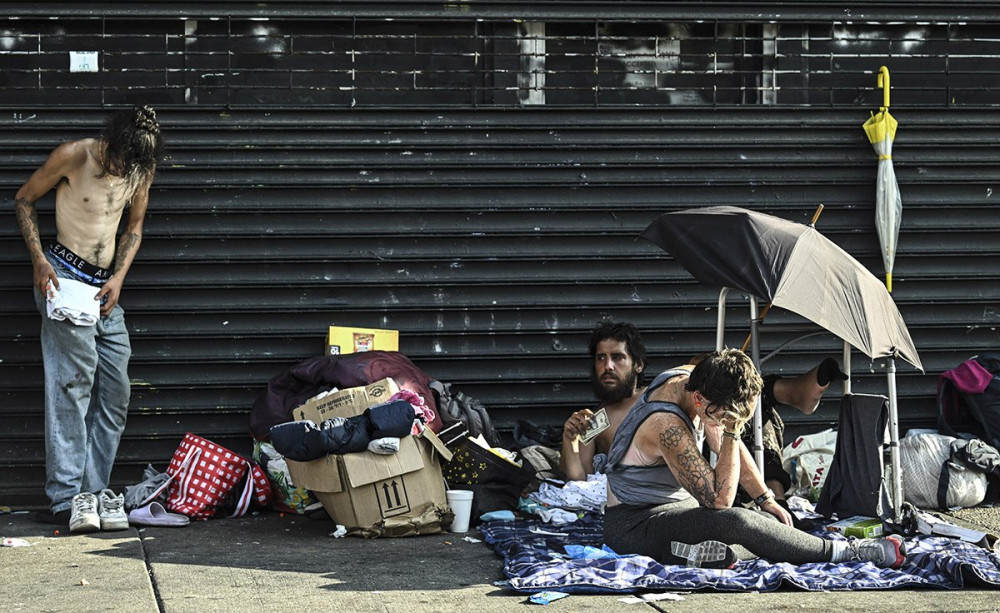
[602,348,906,569]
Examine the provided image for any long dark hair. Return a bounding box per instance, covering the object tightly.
[588,320,648,382]
[98,105,163,197]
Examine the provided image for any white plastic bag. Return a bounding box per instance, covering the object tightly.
[900,432,987,509]
[782,428,837,501]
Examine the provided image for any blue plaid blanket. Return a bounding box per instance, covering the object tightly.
[480,516,1000,593]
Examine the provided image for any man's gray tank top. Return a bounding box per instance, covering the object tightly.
[605,368,700,506]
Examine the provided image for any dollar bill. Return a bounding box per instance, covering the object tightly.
[579,407,610,445]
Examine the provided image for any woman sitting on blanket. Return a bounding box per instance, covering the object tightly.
[603,348,906,569]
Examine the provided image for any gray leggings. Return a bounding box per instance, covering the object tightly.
[604,497,834,565]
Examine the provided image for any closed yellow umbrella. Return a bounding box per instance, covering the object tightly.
[863,66,901,293]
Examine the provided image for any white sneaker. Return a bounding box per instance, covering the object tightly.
[69,492,101,533]
[98,489,129,531]
[847,535,906,569]
[670,540,737,569]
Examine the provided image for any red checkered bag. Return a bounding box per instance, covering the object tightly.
[161,433,260,519]
[248,462,272,508]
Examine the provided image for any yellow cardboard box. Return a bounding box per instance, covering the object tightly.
[325,325,399,356]
[284,378,452,537]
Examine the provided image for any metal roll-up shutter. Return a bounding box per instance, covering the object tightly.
[1,8,999,507]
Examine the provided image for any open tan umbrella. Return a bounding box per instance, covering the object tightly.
[863,66,901,293]
[641,205,922,520]
[641,206,921,370]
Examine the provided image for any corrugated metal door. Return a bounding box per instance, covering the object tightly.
[2,8,999,507]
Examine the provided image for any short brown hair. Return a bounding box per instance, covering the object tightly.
[684,348,762,426]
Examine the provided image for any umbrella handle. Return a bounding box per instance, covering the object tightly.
[878,66,891,110]
[809,203,824,227]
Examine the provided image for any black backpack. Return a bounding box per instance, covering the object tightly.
[429,379,501,448]
[938,352,1000,452]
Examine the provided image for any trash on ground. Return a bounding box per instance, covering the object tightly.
[619,592,686,604]
[528,591,569,605]
[329,524,347,538]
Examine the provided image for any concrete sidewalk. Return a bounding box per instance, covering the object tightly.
[3,507,1000,613]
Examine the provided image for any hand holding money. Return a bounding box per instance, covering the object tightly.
[564,408,592,454]
[579,408,610,445]
[563,406,612,453]
[563,408,593,441]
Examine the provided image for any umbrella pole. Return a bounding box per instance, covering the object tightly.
[887,357,904,522]
[750,296,764,473]
[843,341,852,395]
[716,288,730,351]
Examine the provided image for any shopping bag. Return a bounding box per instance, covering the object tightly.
[248,462,273,508]
[150,433,259,520]
[252,439,318,514]
[781,428,837,501]
[443,437,537,517]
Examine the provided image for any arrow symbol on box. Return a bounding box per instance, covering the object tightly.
[381,481,402,507]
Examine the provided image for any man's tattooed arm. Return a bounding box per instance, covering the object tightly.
[14,196,45,262]
[659,424,729,508]
[113,231,140,273]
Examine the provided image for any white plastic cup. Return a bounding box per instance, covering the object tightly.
[446,489,474,533]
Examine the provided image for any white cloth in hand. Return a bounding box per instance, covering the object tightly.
[46,278,100,326]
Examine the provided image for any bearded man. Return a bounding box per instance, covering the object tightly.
[559,321,647,481]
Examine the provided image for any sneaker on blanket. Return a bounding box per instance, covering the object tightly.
[847,535,906,569]
[670,540,737,569]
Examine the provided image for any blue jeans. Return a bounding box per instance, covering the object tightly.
[33,253,131,513]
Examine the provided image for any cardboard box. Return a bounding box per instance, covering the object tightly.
[285,378,452,536]
[325,325,399,356]
[827,515,884,539]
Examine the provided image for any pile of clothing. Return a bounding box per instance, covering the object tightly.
[270,399,417,461]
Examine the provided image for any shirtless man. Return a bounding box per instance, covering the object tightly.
[14,105,163,532]
[559,321,647,481]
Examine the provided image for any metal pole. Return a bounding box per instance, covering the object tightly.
[716,287,729,351]
[842,340,852,395]
[750,296,764,473]
[887,357,903,522]
[708,287,732,470]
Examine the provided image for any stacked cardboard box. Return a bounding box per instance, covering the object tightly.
[285,378,452,537]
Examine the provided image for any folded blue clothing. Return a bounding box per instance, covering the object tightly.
[320,415,372,455]
[480,510,516,522]
[270,400,416,461]
[270,413,372,461]
[366,400,416,439]
[270,420,327,461]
